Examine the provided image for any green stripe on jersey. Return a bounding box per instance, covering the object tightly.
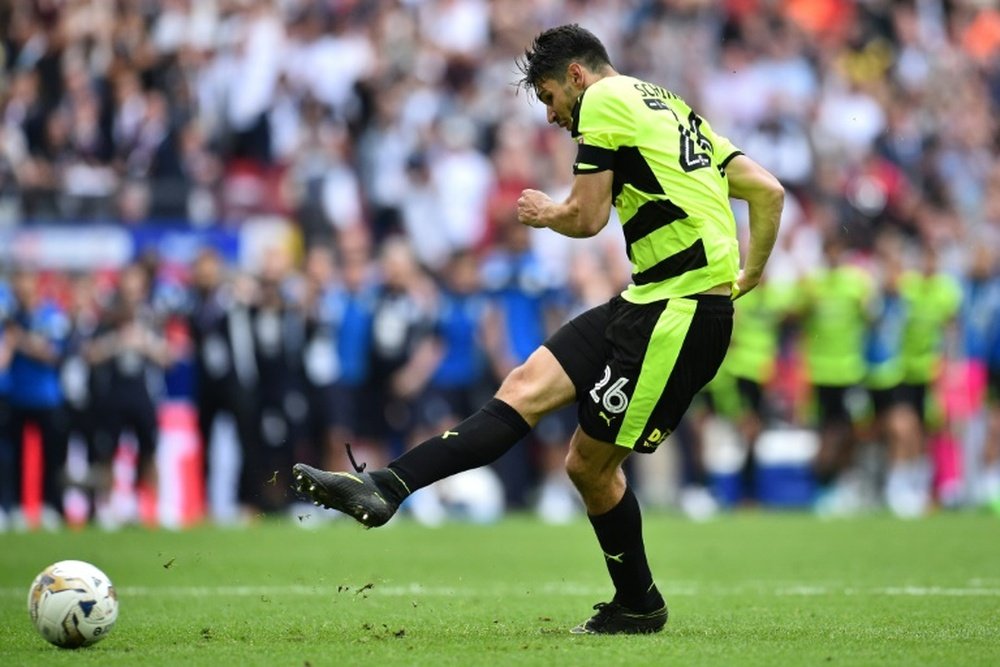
[617,297,697,448]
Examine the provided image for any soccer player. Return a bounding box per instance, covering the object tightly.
[796,235,873,513]
[293,25,783,634]
[890,244,961,516]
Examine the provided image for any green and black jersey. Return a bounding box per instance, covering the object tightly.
[572,75,742,304]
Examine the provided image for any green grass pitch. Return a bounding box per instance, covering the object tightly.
[2,512,999,666]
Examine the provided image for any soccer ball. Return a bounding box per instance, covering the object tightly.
[27,560,119,648]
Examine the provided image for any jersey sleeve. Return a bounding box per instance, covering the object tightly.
[704,120,742,169]
[571,83,633,175]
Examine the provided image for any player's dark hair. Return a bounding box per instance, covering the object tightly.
[516,24,612,95]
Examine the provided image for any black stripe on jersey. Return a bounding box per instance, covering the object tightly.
[622,199,688,248]
[720,150,743,169]
[612,146,664,200]
[573,144,615,174]
[631,239,708,286]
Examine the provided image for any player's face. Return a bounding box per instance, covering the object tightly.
[535,78,579,132]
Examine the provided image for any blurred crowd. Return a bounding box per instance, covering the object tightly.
[2,0,1000,528]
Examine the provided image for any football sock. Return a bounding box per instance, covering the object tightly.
[382,398,531,500]
[588,486,663,612]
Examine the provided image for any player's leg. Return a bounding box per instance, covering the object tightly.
[391,342,577,488]
[570,295,733,635]
[293,303,612,527]
[131,396,160,516]
[37,407,68,522]
[566,428,667,635]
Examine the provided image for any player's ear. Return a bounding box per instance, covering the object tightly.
[567,62,585,88]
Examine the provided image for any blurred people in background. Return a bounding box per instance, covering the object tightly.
[185,249,261,522]
[405,249,496,525]
[4,0,1000,524]
[961,244,1000,512]
[796,236,874,515]
[480,215,566,511]
[85,263,171,528]
[326,227,374,472]
[363,236,441,467]
[294,244,342,474]
[248,248,301,513]
[60,271,102,523]
[888,245,962,517]
[5,268,69,530]
[711,276,796,502]
[866,239,911,511]
[0,276,14,531]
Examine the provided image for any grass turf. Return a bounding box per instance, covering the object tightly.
[1,512,999,666]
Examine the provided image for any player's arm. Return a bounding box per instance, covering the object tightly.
[725,154,784,298]
[517,170,613,238]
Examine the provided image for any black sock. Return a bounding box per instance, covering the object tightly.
[382,398,531,500]
[588,487,663,612]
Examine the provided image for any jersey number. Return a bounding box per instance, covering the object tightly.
[589,365,630,414]
[677,111,713,172]
[646,100,713,173]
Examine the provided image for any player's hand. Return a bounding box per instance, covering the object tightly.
[732,269,760,300]
[517,189,553,228]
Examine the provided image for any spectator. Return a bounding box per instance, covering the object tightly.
[480,215,567,509]
[363,236,441,468]
[5,267,69,530]
[0,275,14,531]
[185,248,260,522]
[327,227,375,472]
[59,271,102,524]
[247,248,302,513]
[85,264,171,528]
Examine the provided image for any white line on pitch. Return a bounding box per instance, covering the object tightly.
[3,583,1000,598]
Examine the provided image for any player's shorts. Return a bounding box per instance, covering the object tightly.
[869,385,903,416]
[544,294,733,453]
[868,383,927,421]
[898,383,928,422]
[813,384,851,425]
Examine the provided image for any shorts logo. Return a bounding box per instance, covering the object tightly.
[598,411,615,427]
[641,428,670,451]
[589,365,630,415]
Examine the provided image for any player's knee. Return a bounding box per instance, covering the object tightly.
[565,446,599,491]
[496,363,545,420]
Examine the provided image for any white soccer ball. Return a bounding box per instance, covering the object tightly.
[27,560,119,648]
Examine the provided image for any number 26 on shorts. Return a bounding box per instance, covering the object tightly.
[589,365,629,414]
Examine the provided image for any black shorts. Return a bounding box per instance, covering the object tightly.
[814,385,851,425]
[868,383,927,421]
[544,294,733,453]
[869,386,902,416]
[898,383,928,422]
